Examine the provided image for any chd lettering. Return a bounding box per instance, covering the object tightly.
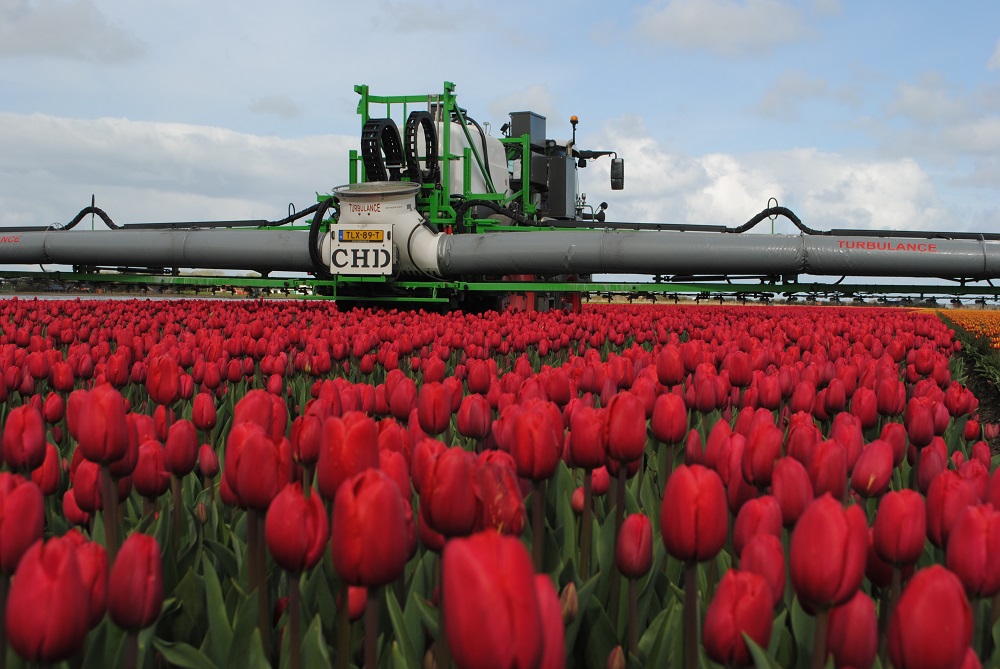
[331,248,391,270]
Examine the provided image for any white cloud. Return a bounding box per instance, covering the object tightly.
[887,73,966,125]
[0,0,143,62]
[634,0,808,57]
[0,113,355,230]
[579,121,953,233]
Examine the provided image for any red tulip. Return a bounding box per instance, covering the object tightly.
[6,537,89,662]
[605,392,647,463]
[265,482,329,572]
[808,439,847,500]
[655,344,684,386]
[872,489,926,566]
[568,405,606,470]
[534,574,566,669]
[133,440,170,499]
[50,361,75,393]
[651,393,687,444]
[904,396,936,448]
[62,529,108,630]
[422,447,479,538]
[888,565,972,669]
[316,412,379,502]
[741,423,782,488]
[417,381,452,436]
[849,386,878,429]
[2,405,46,472]
[107,533,164,631]
[164,418,198,477]
[946,503,1000,597]
[790,494,867,611]
[508,401,563,481]
[474,459,526,535]
[616,513,653,579]
[235,428,286,511]
[198,443,220,479]
[30,442,61,496]
[42,392,64,424]
[146,354,180,406]
[771,457,813,528]
[850,439,894,498]
[62,488,90,527]
[827,591,877,669]
[732,495,782,558]
[331,469,412,586]
[442,530,543,669]
[192,392,217,432]
[0,473,44,573]
[456,393,492,441]
[660,464,728,562]
[740,533,785,605]
[74,383,129,464]
[702,569,773,667]
[927,470,980,548]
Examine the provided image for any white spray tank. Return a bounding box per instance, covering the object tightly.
[322,181,442,278]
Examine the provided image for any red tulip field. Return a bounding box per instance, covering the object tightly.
[2,297,1000,669]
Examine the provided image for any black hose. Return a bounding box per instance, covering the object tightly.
[53,206,120,231]
[726,206,821,235]
[308,198,337,279]
[452,198,533,234]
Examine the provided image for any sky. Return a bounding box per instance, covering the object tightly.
[1,0,999,277]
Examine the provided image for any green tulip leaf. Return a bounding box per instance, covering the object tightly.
[302,614,332,668]
[789,596,815,667]
[580,593,620,669]
[201,555,233,668]
[165,568,206,645]
[744,633,784,669]
[412,593,439,639]
[152,639,222,669]
[385,586,419,668]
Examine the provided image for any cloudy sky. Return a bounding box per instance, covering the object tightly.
[1,0,999,246]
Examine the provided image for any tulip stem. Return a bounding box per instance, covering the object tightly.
[247,509,259,594]
[812,609,829,669]
[123,631,138,669]
[682,561,698,669]
[627,578,638,657]
[609,466,627,628]
[580,470,593,579]
[256,513,270,660]
[532,479,547,572]
[336,582,351,669]
[100,464,118,565]
[364,587,380,669]
[289,573,302,669]
[171,474,182,563]
[436,557,450,669]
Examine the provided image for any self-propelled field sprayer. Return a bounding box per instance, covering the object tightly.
[2,82,1000,310]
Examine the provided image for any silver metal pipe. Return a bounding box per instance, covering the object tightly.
[0,229,314,273]
[436,230,1000,279]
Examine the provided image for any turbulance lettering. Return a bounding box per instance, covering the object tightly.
[0,236,21,243]
[836,240,937,253]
